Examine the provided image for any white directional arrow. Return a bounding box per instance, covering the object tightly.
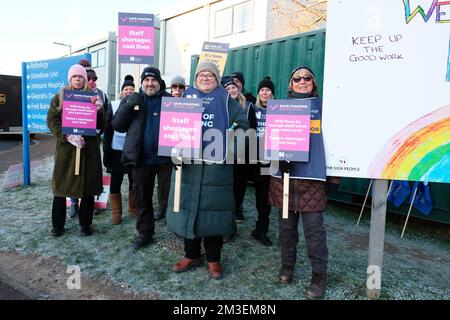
[27,84,30,90]
[26,64,30,70]
[27,75,30,80]
[27,95,31,100]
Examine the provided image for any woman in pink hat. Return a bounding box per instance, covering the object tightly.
[46,64,105,237]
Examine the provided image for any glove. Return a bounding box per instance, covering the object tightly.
[66,134,86,149]
[279,161,292,174]
[91,95,103,111]
[126,93,144,108]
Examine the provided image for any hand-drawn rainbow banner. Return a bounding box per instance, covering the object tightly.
[323,0,450,183]
[368,106,450,182]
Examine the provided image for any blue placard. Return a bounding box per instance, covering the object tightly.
[22,54,91,133]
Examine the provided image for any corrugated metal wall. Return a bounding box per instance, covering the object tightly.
[191,29,326,98]
[189,29,450,224]
[224,29,326,98]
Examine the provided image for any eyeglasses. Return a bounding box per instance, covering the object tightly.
[88,77,98,82]
[171,85,185,90]
[197,73,215,80]
[292,76,312,83]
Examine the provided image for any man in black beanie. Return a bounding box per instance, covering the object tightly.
[111,66,172,249]
[231,71,256,104]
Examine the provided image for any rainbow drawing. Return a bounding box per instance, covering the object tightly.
[368,106,450,182]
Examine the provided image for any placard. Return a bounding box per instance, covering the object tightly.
[62,90,97,136]
[264,99,311,162]
[158,97,203,159]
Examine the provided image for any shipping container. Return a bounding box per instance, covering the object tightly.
[0,75,22,133]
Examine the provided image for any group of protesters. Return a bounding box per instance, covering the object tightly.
[46,58,337,300]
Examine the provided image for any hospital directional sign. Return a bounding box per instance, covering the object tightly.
[23,54,91,132]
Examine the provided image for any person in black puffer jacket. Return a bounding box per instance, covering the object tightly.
[111,66,172,250]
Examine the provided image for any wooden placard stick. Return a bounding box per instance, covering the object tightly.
[74,147,81,175]
[282,172,290,219]
[401,185,418,238]
[357,179,373,226]
[174,160,182,213]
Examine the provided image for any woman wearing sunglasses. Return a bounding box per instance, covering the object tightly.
[170,76,186,98]
[268,66,329,300]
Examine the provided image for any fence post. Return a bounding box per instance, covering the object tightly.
[366,179,388,299]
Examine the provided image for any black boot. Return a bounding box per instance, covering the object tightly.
[154,207,166,221]
[278,264,293,284]
[305,272,327,300]
[51,228,64,237]
[235,204,245,223]
[133,236,154,250]
[80,226,93,236]
[251,230,272,246]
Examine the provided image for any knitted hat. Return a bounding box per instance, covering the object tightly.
[121,75,135,91]
[86,68,98,81]
[221,75,235,89]
[195,61,221,84]
[258,76,275,95]
[170,76,186,87]
[78,59,91,69]
[231,71,245,88]
[67,64,87,83]
[289,66,315,81]
[141,66,163,86]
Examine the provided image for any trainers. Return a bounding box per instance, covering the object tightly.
[251,230,273,246]
[132,236,154,250]
[278,264,294,284]
[305,272,327,300]
[80,226,93,236]
[51,228,64,237]
[68,204,78,219]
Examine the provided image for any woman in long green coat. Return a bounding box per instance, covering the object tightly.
[167,62,249,279]
[46,64,105,237]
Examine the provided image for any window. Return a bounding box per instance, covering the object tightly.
[233,1,253,33]
[214,1,254,38]
[90,48,106,68]
[215,7,233,37]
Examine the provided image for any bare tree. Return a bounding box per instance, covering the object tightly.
[270,0,327,38]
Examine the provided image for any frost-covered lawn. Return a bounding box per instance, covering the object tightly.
[0,157,449,299]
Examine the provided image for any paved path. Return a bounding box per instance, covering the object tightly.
[0,271,34,300]
[0,133,55,172]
